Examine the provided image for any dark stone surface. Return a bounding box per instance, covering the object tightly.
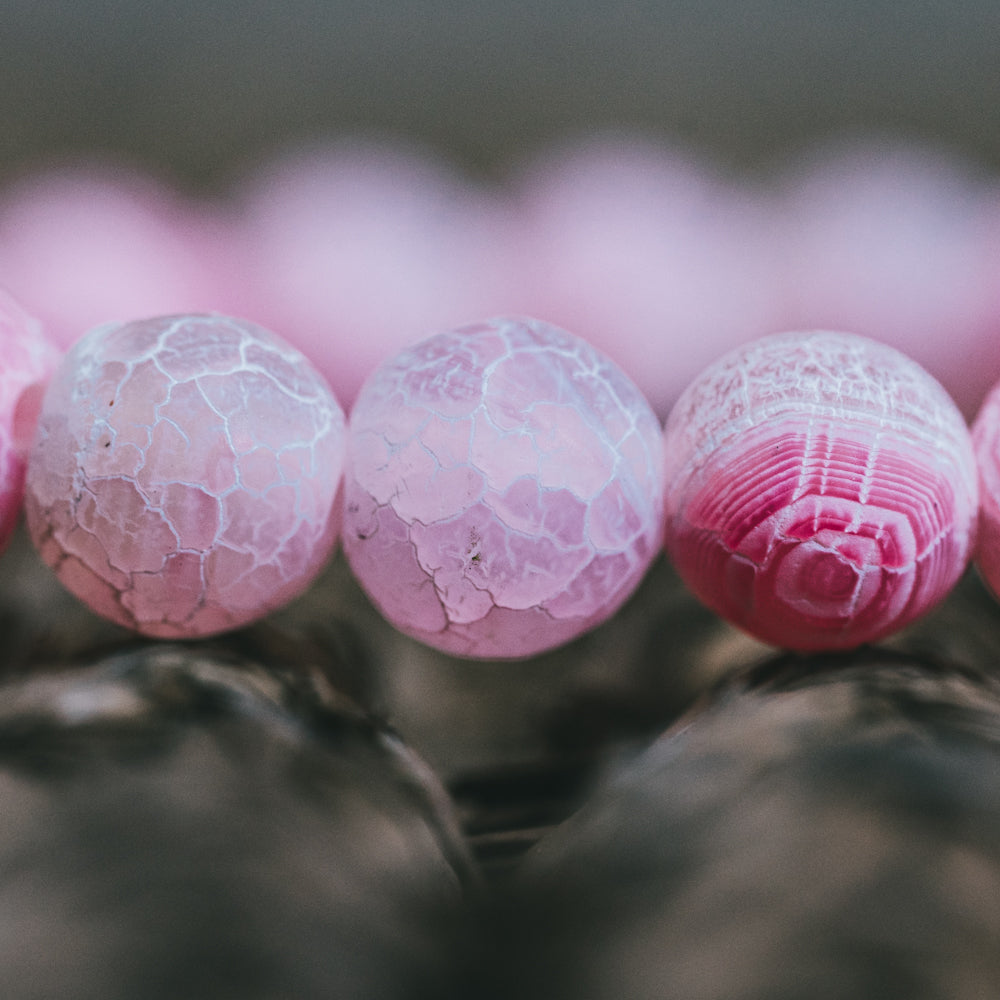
[467,648,1000,999]
[0,638,470,999]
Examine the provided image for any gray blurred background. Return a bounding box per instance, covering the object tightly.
[1,0,998,188]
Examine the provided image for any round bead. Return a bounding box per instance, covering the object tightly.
[0,289,59,554]
[663,330,978,650]
[0,167,244,351]
[972,381,1000,601]
[510,135,780,420]
[342,316,665,659]
[234,141,518,411]
[775,139,1000,419]
[24,314,345,638]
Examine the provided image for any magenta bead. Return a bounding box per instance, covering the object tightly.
[663,330,978,651]
[0,290,59,554]
[343,317,665,659]
[973,381,1000,601]
[25,314,346,638]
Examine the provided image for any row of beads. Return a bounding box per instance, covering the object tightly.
[1,135,998,424]
[2,294,997,658]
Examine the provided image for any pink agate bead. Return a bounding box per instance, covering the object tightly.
[663,330,978,651]
[0,290,59,553]
[343,316,665,659]
[972,381,1000,601]
[25,314,345,638]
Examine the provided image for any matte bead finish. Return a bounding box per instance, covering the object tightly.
[343,316,664,659]
[663,330,978,650]
[25,314,345,638]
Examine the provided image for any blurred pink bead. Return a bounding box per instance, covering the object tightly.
[508,135,781,419]
[343,316,665,659]
[234,140,520,411]
[25,314,346,638]
[973,380,1000,601]
[663,330,978,651]
[0,289,59,553]
[775,138,1000,418]
[0,164,245,350]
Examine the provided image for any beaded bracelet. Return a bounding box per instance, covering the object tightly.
[1,291,988,658]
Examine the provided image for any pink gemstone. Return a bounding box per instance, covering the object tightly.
[24,314,346,638]
[233,140,519,410]
[343,317,665,659]
[663,330,978,650]
[508,135,781,419]
[973,381,1000,602]
[775,138,1000,418]
[0,166,245,350]
[0,289,60,553]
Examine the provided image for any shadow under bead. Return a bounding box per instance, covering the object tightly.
[0,645,472,1000]
[465,649,1000,1000]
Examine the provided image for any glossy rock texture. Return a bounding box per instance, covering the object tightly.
[973,380,1000,601]
[24,314,346,638]
[0,289,59,554]
[663,330,978,650]
[343,317,665,659]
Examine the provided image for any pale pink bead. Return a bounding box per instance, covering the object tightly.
[663,330,978,651]
[508,135,781,419]
[234,141,519,410]
[0,289,60,553]
[25,314,346,638]
[775,139,1000,418]
[972,381,1000,601]
[0,166,245,350]
[343,316,665,659]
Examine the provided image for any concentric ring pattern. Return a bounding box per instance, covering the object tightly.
[663,330,978,650]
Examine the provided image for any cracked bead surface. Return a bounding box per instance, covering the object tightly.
[342,316,665,659]
[24,314,346,638]
[973,380,1000,602]
[0,289,59,554]
[663,330,978,651]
